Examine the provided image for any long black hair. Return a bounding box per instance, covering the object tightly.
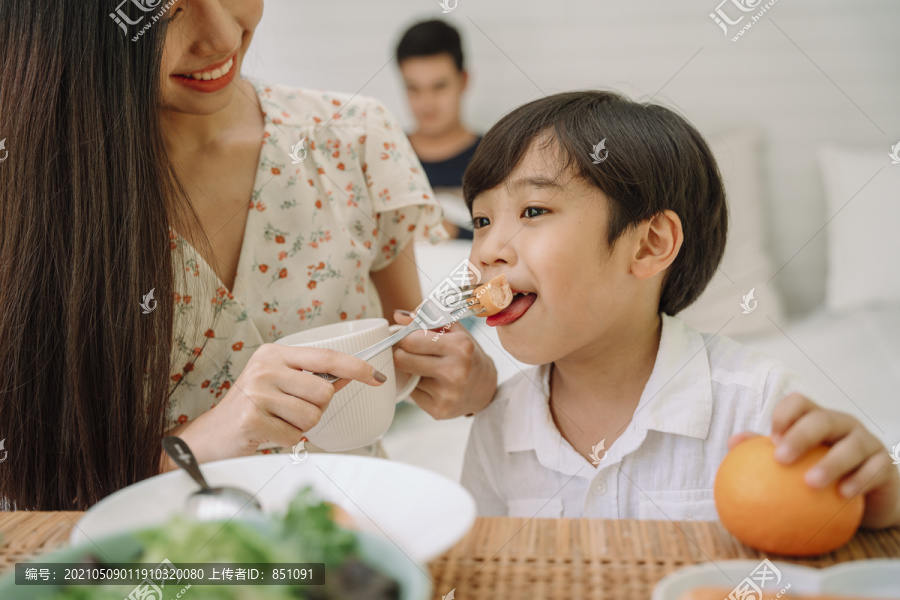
[0,0,212,509]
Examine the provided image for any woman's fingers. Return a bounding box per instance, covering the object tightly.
[271,367,334,406]
[226,345,384,445]
[213,379,306,452]
[181,343,387,460]
[270,344,388,386]
[259,413,309,451]
[331,377,355,393]
[268,370,334,427]
[232,369,332,446]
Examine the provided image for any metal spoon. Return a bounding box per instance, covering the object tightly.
[162,436,263,521]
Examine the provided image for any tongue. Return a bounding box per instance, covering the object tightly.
[486,293,537,327]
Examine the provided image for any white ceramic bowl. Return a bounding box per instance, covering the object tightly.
[72,453,476,563]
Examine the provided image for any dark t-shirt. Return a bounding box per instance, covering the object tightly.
[418,136,482,188]
[417,136,482,240]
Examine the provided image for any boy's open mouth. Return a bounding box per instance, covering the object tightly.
[486,292,537,327]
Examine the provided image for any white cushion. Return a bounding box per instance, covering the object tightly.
[817,143,900,313]
[678,129,787,338]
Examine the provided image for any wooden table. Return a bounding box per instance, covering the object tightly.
[1,512,899,599]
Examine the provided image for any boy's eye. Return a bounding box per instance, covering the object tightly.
[472,216,490,229]
[522,206,549,219]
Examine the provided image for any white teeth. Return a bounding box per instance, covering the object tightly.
[186,58,233,81]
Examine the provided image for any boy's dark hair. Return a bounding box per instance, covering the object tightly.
[463,91,727,316]
[396,20,464,72]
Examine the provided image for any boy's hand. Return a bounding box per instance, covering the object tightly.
[728,393,900,529]
[391,309,498,419]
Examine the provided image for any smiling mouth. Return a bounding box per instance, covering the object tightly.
[174,54,236,81]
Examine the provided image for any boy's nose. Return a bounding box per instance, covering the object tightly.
[474,226,517,268]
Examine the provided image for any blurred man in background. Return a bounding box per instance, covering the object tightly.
[396,20,480,240]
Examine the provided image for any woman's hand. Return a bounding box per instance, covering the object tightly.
[161,343,387,470]
[728,393,900,529]
[391,309,498,419]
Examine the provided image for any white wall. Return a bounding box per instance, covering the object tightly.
[244,0,900,316]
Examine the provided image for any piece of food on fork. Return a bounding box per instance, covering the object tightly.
[467,274,513,317]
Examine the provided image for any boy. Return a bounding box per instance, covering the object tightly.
[459,91,900,528]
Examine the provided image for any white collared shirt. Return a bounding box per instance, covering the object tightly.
[461,313,815,520]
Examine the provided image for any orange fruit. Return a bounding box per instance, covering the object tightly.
[714,436,864,556]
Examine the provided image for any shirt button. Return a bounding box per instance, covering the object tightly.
[592,478,608,496]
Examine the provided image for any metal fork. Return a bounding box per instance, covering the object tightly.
[313,292,485,383]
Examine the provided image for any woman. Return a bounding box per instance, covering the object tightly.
[0,0,497,511]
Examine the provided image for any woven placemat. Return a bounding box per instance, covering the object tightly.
[2,513,899,599]
[425,518,900,600]
[0,512,82,573]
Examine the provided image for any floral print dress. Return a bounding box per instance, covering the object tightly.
[165,80,447,453]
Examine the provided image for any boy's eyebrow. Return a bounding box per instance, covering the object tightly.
[508,176,564,191]
[472,176,563,207]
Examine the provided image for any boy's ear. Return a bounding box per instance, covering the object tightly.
[631,210,683,280]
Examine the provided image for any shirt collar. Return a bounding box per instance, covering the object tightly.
[501,313,714,463]
[631,313,714,440]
